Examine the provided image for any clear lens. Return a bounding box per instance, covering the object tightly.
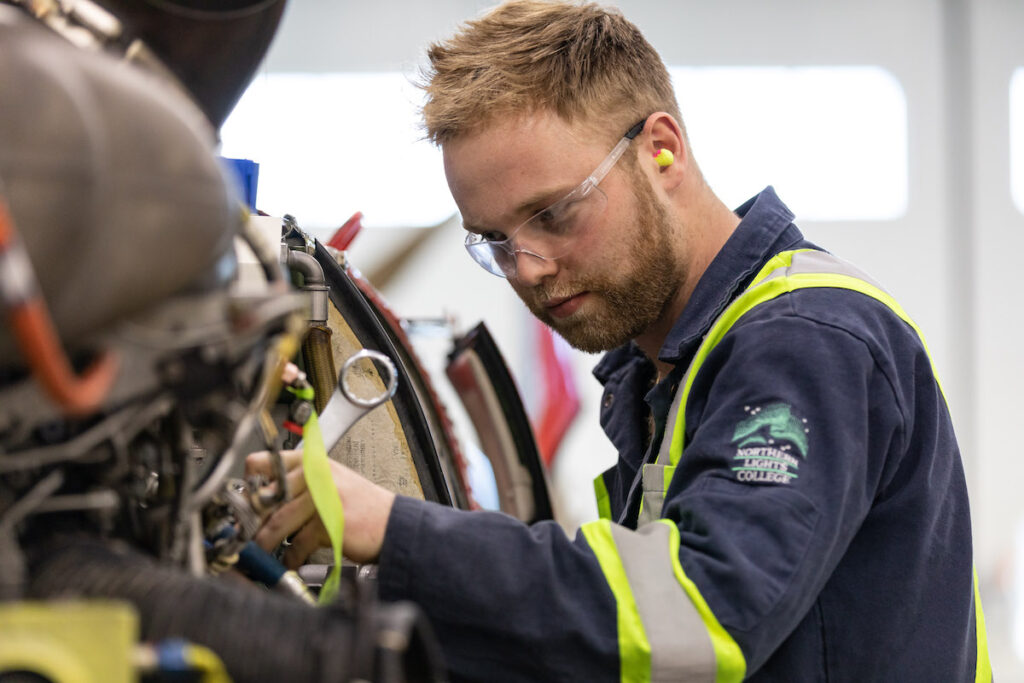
[517,184,607,256]
[463,185,608,278]
[461,117,645,279]
[465,236,512,277]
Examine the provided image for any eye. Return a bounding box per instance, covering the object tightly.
[467,230,506,245]
[481,230,507,242]
[535,208,557,225]
[534,199,582,235]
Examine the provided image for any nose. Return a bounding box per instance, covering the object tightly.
[510,248,559,286]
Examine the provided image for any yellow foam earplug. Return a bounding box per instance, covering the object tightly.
[654,148,674,167]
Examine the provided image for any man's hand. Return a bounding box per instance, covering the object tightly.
[245,450,396,567]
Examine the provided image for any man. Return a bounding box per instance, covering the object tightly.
[248,1,992,680]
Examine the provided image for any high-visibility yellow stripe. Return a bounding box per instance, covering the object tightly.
[657,520,745,683]
[581,520,651,682]
[974,569,992,682]
[663,250,989,680]
[669,269,945,467]
[782,273,946,397]
[594,474,613,521]
[662,465,676,494]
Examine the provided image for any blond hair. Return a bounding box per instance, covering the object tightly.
[421,0,683,146]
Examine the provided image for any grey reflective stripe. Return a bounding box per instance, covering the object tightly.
[636,379,682,519]
[654,382,684,468]
[637,464,668,525]
[758,249,885,290]
[610,522,717,681]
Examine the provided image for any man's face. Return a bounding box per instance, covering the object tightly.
[444,112,684,353]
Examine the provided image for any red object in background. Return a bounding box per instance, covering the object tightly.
[326,211,364,251]
[533,320,580,466]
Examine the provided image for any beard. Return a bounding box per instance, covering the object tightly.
[515,175,684,353]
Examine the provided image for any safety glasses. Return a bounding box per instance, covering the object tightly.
[464,117,647,278]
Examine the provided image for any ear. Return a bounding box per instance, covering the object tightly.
[639,112,687,192]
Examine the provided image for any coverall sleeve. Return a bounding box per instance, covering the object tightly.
[378,496,622,682]
[379,304,906,682]
[654,308,905,677]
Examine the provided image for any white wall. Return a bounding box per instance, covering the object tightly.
[966,3,1024,675]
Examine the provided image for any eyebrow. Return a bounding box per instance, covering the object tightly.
[462,183,575,234]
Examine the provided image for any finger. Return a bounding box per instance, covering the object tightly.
[257,463,309,503]
[244,450,273,479]
[245,449,304,480]
[254,490,315,552]
[282,518,328,570]
[281,362,302,385]
[280,449,303,470]
[284,463,307,499]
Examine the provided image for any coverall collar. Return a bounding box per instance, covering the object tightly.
[594,186,803,383]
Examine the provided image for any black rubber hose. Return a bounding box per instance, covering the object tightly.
[26,537,446,683]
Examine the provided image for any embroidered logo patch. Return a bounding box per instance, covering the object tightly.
[730,403,810,485]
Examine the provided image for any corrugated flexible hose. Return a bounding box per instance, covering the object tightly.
[302,325,337,415]
[26,537,446,683]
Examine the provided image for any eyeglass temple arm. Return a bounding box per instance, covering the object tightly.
[582,117,648,191]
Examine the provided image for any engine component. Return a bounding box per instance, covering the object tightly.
[447,323,553,524]
[26,537,446,682]
[313,239,475,509]
[0,7,448,681]
[299,350,398,454]
[283,246,330,325]
[7,0,287,132]
[0,600,137,682]
[302,325,337,415]
[0,8,241,373]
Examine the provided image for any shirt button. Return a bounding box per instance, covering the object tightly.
[603,393,614,408]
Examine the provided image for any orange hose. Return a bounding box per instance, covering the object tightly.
[0,196,12,245]
[1,197,118,416]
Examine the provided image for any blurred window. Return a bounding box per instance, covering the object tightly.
[221,72,454,235]
[671,66,908,220]
[221,67,908,232]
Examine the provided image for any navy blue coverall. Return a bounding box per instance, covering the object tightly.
[378,187,990,682]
